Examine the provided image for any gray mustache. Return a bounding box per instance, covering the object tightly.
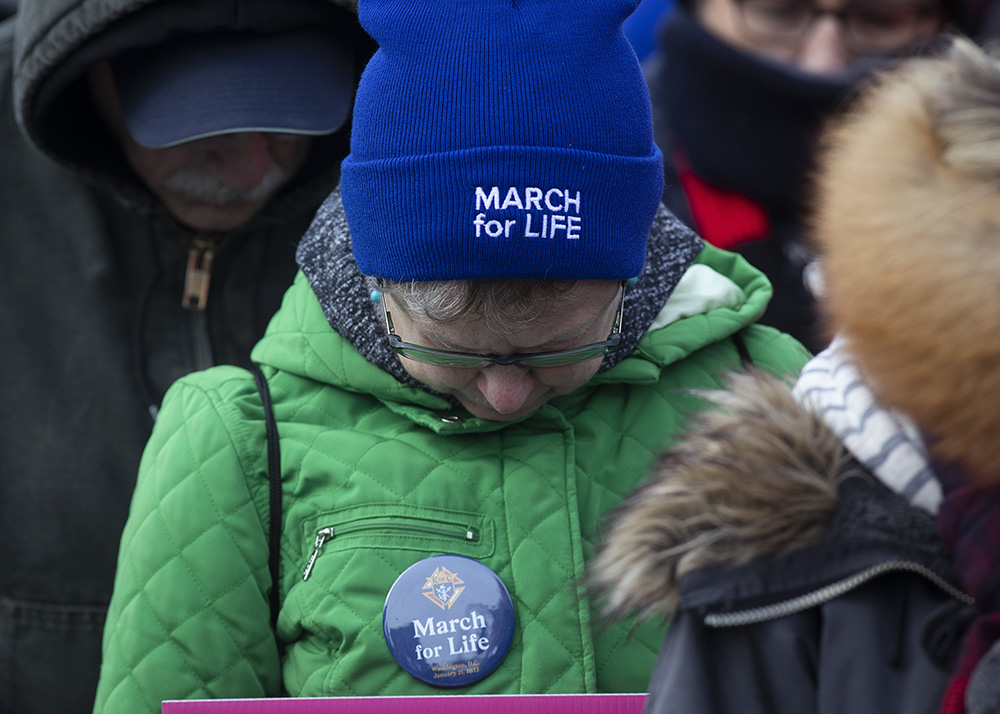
[162,162,290,206]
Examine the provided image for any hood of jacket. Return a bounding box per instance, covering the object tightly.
[251,193,779,434]
[592,370,956,621]
[11,0,369,221]
[813,39,1000,484]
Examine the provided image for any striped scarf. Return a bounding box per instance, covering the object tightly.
[794,336,1000,714]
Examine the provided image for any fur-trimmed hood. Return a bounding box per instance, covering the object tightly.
[593,39,1000,620]
[592,370,955,620]
[591,371,842,618]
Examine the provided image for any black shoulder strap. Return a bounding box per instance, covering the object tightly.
[251,364,283,629]
[732,330,754,368]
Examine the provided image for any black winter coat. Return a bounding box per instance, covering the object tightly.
[0,1,370,711]
[593,372,974,714]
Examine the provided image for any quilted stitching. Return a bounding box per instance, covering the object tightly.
[97,381,281,713]
[96,248,810,713]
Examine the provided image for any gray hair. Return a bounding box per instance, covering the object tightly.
[370,278,579,336]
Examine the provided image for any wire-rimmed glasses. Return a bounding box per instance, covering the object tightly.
[381,283,626,369]
[731,0,941,53]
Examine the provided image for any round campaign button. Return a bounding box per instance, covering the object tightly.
[383,554,515,687]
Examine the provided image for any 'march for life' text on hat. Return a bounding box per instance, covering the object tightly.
[474,186,582,240]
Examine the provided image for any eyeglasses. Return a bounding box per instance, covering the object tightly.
[731,0,941,53]
[381,284,626,369]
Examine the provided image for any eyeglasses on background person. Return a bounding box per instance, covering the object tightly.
[731,0,943,53]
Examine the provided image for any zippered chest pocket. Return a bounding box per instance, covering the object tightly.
[300,504,495,581]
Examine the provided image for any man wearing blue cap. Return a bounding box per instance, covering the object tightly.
[87,27,358,236]
[0,1,372,712]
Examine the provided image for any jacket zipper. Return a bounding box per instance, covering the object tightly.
[302,521,481,581]
[182,236,220,371]
[703,561,974,627]
[182,236,218,311]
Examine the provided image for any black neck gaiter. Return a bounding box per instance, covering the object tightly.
[650,8,863,217]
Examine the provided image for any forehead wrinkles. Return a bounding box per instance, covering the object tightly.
[393,281,583,336]
[406,286,617,353]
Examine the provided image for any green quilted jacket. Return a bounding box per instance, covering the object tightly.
[95,245,809,713]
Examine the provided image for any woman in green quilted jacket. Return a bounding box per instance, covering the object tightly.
[94,0,810,711]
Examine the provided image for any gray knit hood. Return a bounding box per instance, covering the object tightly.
[11,0,369,218]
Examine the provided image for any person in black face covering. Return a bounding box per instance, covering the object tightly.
[648,0,952,352]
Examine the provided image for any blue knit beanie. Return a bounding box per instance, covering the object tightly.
[341,0,664,281]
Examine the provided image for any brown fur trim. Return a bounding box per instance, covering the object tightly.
[590,370,847,621]
[814,38,1000,484]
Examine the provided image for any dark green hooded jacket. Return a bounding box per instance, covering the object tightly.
[0,2,369,712]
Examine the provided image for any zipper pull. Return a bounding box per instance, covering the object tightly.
[303,527,335,581]
[182,236,217,311]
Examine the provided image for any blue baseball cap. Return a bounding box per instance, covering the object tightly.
[112,28,355,149]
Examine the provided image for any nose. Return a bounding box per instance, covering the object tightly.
[201,132,275,189]
[797,15,853,74]
[477,366,536,415]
